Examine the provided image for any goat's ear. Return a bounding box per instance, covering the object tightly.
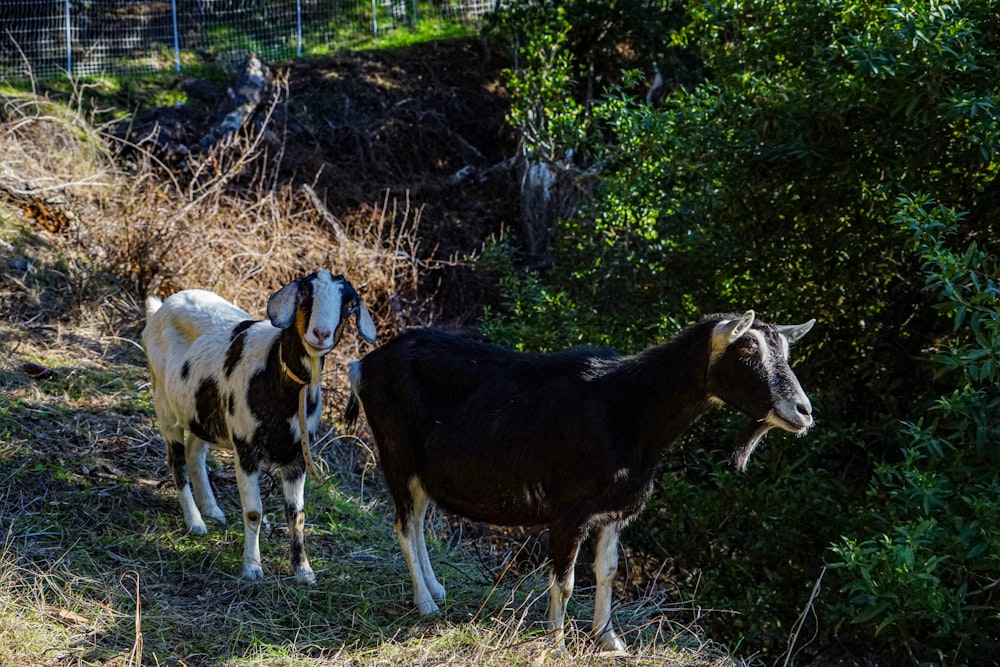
[777,318,816,344]
[354,297,377,344]
[718,310,755,344]
[267,279,301,329]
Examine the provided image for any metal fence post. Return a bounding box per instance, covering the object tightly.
[64,0,72,75]
[171,0,181,72]
[296,0,303,56]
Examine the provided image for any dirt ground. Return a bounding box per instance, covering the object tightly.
[123,37,522,328]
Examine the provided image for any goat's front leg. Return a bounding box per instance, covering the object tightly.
[411,480,445,602]
[592,522,627,653]
[547,524,583,655]
[396,506,439,615]
[281,464,316,585]
[232,449,264,581]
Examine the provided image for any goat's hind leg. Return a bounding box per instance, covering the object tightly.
[185,434,226,526]
[546,524,583,655]
[165,429,208,535]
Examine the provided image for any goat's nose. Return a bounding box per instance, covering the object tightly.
[312,326,331,342]
[796,400,812,420]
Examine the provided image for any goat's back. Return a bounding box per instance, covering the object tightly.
[142,290,251,353]
[142,290,263,436]
[359,328,618,407]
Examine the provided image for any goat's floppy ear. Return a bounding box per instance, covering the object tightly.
[354,297,377,344]
[718,310,755,343]
[267,279,301,329]
[777,318,816,344]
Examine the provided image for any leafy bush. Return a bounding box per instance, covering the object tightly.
[828,196,1000,662]
[484,0,1000,661]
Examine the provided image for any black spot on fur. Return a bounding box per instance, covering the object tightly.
[232,320,254,339]
[225,321,253,377]
[234,435,260,475]
[168,440,188,490]
[190,378,226,443]
[181,360,190,380]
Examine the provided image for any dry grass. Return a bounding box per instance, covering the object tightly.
[1,74,426,352]
[0,78,747,667]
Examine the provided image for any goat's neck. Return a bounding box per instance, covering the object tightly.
[611,325,714,459]
[276,328,323,391]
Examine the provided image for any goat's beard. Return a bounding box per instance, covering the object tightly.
[732,421,773,473]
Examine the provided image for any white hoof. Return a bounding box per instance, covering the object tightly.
[429,581,446,602]
[414,596,440,615]
[296,566,317,586]
[206,507,227,525]
[187,521,208,536]
[242,562,264,581]
[597,631,627,654]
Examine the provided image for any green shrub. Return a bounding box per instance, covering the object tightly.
[483,0,1000,661]
[827,196,1000,662]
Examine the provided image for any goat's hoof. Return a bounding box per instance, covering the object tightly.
[429,583,446,602]
[206,509,226,525]
[187,522,208,536]
[531,649,553,666]
[296,568,317,586]
[242,564,264,581]
[415,597,440,615]
[533,643,567,665]
[597,634,628,654]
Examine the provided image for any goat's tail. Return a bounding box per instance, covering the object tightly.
[343,360,363,430]
[145,294,163,318]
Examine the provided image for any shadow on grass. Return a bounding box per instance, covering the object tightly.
[0,390,561,665]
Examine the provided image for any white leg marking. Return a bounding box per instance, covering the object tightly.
[397,510,439,615]
[233,458,264,581]
[186,435,226,525]
[593,523,627,652]
[164,428,206,535]
[548,568,575,655]
[177,479,208,535]
[411,481,445,602]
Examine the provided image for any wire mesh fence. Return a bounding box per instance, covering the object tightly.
[0,0,498,81]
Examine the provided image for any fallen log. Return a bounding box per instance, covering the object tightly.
[195,54,270,153]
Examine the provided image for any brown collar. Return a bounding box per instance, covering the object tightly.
[280,343,308,386]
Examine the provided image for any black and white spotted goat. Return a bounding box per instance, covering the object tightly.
[143,271,376,584]
[344,310,814,652]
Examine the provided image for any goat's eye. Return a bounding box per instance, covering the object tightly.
[741,342,759,357]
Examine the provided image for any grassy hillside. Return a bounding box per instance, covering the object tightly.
[0,45,747,666]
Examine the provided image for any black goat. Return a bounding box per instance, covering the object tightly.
[344,310,814,653]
